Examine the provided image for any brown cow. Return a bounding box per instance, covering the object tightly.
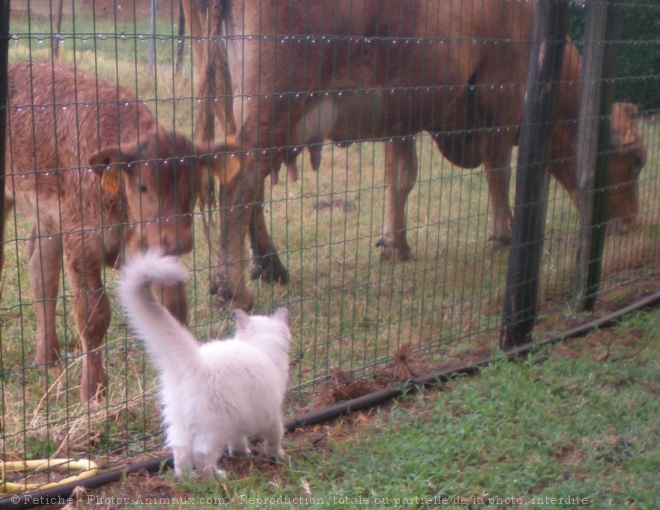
[197,0,645,311]
[277,99,644,236]
[3,62,236,402]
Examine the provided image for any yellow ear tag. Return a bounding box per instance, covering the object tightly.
[622,131,636,146]
[100,166,121,194]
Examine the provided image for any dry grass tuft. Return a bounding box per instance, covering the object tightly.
[390,344,419,381]
[551,441,585,465]
[316,372,380,407]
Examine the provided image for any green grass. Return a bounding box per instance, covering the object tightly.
[1,3,659,476]
[85,307,660,509]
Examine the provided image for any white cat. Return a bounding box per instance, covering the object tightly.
[117,250,291,477]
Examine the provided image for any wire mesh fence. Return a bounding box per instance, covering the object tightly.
[1,0,658,492]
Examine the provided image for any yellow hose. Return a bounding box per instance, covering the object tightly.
[0,458,99,493]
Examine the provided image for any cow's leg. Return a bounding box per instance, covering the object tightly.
[28,225,63,365]
[482,133,515,246]
[249,181,289,284]
[211,162,260,311]
[0,196,12,279]
[62,237,109,402]
[377,138,418,261]
[152,281,188,325]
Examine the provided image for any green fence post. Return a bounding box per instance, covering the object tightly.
[500,0,568,349]
[573,0,619,312]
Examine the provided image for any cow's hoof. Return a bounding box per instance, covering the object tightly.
[209,272,238,299]
[209,274,254,311]
[376,239,411,262]
[209,274,219,295]
[36,347,62,367]
[80,373,107,404]
[607,218,638,236]
[212,287,254,312]
[210,284,234,302]
[488,235,511,248]
[213,293,254,312]
[251,260,290,285]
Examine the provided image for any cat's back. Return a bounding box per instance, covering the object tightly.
[199,337,267,361]
[199,339,286,382]
[198,339,285,391]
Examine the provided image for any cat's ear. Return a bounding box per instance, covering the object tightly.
[273,308,289,325]
[235,309,251,330]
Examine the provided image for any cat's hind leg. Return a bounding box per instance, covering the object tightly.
[172,446,195,478]
[193,449,225,478]
[227,436,251,457]
[262,419,285,459]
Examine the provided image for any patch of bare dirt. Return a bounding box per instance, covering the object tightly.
[313,198,357,213]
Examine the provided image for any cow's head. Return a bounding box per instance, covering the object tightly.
[89,129,238,255]
[607,102,647,232]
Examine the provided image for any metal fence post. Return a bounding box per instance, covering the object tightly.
[51,0,63,58]
[176,0,185,72]
[0,0,10,280]
[148,0,159,70]
[573,0,619,312]
[500,0,568,349]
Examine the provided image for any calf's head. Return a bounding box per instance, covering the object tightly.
[89,129,237,255]
[607,102,647,232]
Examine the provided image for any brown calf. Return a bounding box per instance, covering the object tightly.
[3,62,235,402]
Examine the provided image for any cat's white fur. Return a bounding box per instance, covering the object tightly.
[117,250,291,477]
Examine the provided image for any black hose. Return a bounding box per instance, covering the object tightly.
[2,290,658,510]
[287,289,660,430]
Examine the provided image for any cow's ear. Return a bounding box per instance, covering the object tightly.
[196,139,241,185]
[610,103,641,150]
[89,146,125,170]
[610,127,639,151]
[89,145,138,194]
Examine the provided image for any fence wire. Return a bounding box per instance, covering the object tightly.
[0,0,658,491]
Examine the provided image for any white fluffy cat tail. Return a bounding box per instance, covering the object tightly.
[117,250,198,371]
[120,249,190,288]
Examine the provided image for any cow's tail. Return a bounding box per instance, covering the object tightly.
[195,0,235,144]
[195,0,237,251]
